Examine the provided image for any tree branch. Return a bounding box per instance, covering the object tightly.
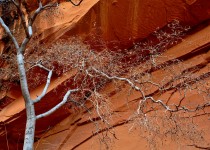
[29,1,58,27]
[33,69,53,103]
[12,0,30,38]
[0,17,19,50]
[90,67,210,115]
[90,67,146,98]
[36,89,78,120]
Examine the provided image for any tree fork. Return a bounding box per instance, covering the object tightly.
[0,1,83,149]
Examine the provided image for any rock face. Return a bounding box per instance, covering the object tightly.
[0,0,210,150]
[35,25,210,150]
[35,0,210,48]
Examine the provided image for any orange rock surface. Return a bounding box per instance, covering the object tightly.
[34,24,210,150]
[35,0,210,48]
[0,0,210,149]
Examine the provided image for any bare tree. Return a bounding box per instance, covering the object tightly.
[0,0,83,149]
[0,1,209,150]
[28,22,209,149]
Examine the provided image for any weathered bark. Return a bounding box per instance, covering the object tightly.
[17,50,36,150]
[0,1,83,149]
[17,53,30,100]
[23,103,36,150]
[0,15,36,149]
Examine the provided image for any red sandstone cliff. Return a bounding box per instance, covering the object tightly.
[0,0,210,149]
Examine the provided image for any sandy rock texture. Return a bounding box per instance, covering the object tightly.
[0,0,210,149]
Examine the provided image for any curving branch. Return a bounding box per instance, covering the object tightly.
[90,67,146,98]
[0,17,19,50]
[11,0,59,53]
[0,0,84,149]
[29,0,58,27]
[36,89,79,120]
[89,67,210,115]
[33,68,53,103]
[11,0,31,38]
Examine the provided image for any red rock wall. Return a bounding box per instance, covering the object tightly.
[56,0,210,48]
[0,0,210,149]
[34,24,210,149]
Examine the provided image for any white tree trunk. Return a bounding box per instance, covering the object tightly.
[0,2,82,149]
[23,103,36,150]
[17,51,36,150]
